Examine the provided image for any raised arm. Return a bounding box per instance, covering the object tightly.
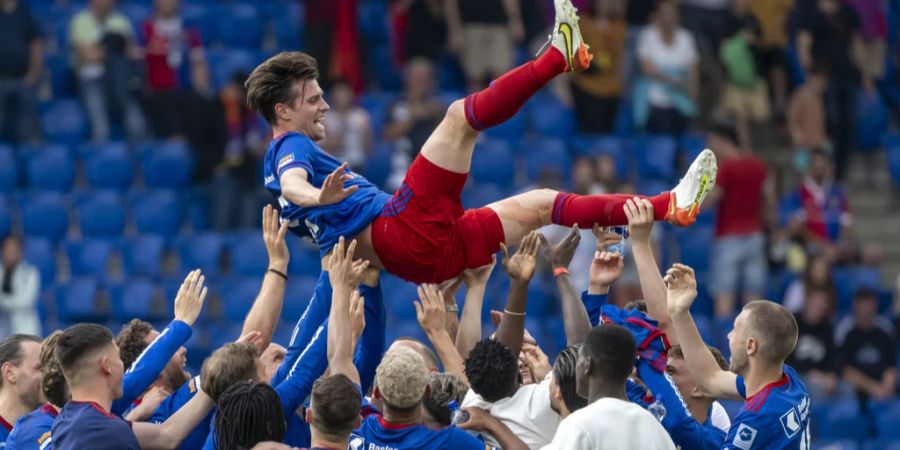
[665,264,741,400]
[241,205,290,353]
[353,272,385,394]
[271,271,331,386]
[458,407,529,450]
[455,260,495,360]
[416,284,467,383]
[114,270,207,415]
[280,163,358,208]
[132,389,215,450]
[582,226,624,325]
[326,237,369,385]
[494,231,541,357]
[625,198,676,342]
[540,227,592,345]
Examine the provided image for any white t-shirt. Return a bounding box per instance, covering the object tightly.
[461,374,561,449]
[637,27,698,108]
[541,398,676,450]
[709,400,731,434]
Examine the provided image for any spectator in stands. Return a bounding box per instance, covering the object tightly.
[384,58,443,189]
[748,0,792,118]
[570,0,628,133]
[719,0,770,149]
[705,120,773,324]
[786,148,855,253]
[796,0,864,181]
[0,0,42,145]
[634,0,698,135]
[321,78,372,171]
[787,65,830,175]
[542,325,675,449]
[837,289,897,408]
[0,235,40,337]
[141,0,207,138]
[0,334,43,440]
[787,286,840,397]
[844,0,887,85]
[69,0,146,143]
[783,253,836,313]
[445,0,524,91]
[678,0,730,61]
[393,0,447,63]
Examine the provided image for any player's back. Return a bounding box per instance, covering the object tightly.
[148,376,211,450]
[51,401,140,450]
[263,132,390,255]
[5,404,56,450]
[351,414,492,450]
[726,365,810,450]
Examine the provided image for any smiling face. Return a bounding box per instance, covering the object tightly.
[276,79,329,141]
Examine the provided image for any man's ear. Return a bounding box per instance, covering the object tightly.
[305,408,313,425]
[691,385,704,399]
[100,356,112,376]
[2,362,15,385]
[747,337,758,358]
[373,386,383,401]
[423,384,432,400]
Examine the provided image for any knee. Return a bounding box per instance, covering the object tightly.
[534,188,559,224]
[446,99,468,125]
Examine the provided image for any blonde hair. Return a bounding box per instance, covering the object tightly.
[375,347,428,409]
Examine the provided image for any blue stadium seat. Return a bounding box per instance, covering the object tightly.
[0,198,10,238]
[78,191,126,238]
[674,225,713,274]
[25,145,75,192]
[40,99,88,145]
[22,192,69,243]
[283,276,317,320]
[361,141,392,190]
[216,5,263,49]
[65,238,118,279]
[875,400,900,439]
[631,135,678,181]
[484,109,527,142]
[56,278,107,322]
[119,2,151,42]
[471,138,515,188]
[221,276,262,322]
[84,143,133,190]
[133,190,184,236]
[526,137,571,181]
[888,143,900,186]
[436,54,466,92]
[358,93,396,137]
[208,48,259,90]
[122,234,166,277]
[110,278,169,322]
[286,239,321,277]
[380,274,419,321]
[229,231,268,276]
[23,237,56,287]
[637,179,670,197]
[679,133,707,163]
[357,0,389,44]
[182,3,217,45]
[832,267,856,315]
[273,14,302,50]
[856,90,888,152]
[813,440,858,450]
[142,141,193,189]
[529,95,576,138]
[372,45,402,91]
[814,398,870,441]
[177,233,225,277]
[0,144,19,193]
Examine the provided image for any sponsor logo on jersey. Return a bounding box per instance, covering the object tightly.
[277,154,295,170]
[780,408,802,438]
[733,423,758,450]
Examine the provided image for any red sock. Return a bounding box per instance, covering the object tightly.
[463,48,567,130]
[551,192,671,227]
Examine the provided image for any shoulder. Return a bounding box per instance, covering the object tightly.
[445,427,487,448]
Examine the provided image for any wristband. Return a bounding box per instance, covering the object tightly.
[268,268,288,281]
[445,304,459,313]
[503,309,526,317]
[553,267,569,278]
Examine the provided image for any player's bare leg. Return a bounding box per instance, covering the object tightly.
[488,149,719,244]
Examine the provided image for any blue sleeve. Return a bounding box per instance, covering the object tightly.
[447,428,496,450]
[275,321,329,415]
[275,135,316,178]
[113,320,193,416]
[353,283,385,395]
[272,272,332,386]
[735,375,746,399]
[637,360,725,450]
[581,291,608,326]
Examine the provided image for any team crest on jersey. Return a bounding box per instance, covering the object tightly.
[733,423,758,450]
[277,154,295,170]
[780,408,802,438]
[348,434,364,450]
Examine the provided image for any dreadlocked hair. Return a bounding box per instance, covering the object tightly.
[40,332,69,407]
[422,372,469,426]
[214,381,285,450]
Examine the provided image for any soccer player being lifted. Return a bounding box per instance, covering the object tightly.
[247,0,718,284]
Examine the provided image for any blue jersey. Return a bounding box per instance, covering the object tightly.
[5,404,57,450]
[725,365,810,450]
[264,132,390,256]
[51,401,139,450]
[148,376,212,450]
[1,414,13,448]
[351,415,493,450]
[113,319,193,416]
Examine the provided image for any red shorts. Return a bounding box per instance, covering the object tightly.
[371,155,504,284]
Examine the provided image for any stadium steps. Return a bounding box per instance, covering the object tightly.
[844,153,900,286]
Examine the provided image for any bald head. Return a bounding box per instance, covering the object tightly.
[389,338,438,371]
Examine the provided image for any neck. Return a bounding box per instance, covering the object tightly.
[742,363,785,398]
[310,434,348,450]
[69,384,114,413]
[0,389,31,425]
[382,405,422,426]
[586,380,627,404]
[687,398,713,424]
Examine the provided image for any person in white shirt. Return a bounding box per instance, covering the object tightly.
[542,324,675,450]
[0,235,40,337]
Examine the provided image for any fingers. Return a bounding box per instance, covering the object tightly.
[538,233,551,250]
[500,243,509,265]
[624,199,636,222]
[277,220,289,241]
[414,300,424,320]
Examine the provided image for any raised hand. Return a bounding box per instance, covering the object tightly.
[261,205,289,271]
[624,197,655,243]
[461,256,496,287]
[349,289,366,340]
[540,226,581,270]
[317,162,359,206]
[589,251,624,289]
[521,343,551,382]
[501,231,542,282]
[125,386,172,421]
[174,269,208,326]
[415,284,446,336]
[664,263,698,315]
[457,406,495,432]
[327,237,370,290]
[236,330,263,348]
